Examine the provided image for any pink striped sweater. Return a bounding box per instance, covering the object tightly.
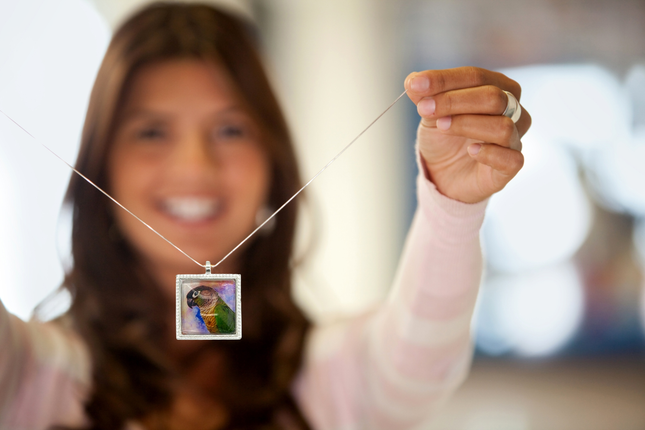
[0,170,488,430]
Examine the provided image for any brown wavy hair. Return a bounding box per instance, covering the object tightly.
[60,3,310,429]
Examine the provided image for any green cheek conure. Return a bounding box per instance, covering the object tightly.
[186,285,235,334]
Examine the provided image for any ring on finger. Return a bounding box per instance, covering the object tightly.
[502,91,522,123]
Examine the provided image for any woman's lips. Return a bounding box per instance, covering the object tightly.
[158,196,222,223]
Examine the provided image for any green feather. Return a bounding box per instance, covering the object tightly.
[213,300,235,334]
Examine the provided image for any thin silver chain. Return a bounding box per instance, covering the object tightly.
[0,109,204,268]
[0,89,408,270]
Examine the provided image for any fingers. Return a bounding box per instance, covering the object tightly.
[416,84,532,137]
[435,115,522,150]
[468,142,524,179]
[418,85,506,117]
[407,66,530,201]
[405,67,522,102]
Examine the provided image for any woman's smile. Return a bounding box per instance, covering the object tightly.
[157,195,224,225]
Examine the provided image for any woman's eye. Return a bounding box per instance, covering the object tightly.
[136,127,165,140]
[215,124,246,140]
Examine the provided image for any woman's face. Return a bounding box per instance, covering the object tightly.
[108,59,271,280]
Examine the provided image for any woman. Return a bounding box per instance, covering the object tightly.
[0,2,530,430]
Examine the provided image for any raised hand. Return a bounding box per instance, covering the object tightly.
[405,67,532,204]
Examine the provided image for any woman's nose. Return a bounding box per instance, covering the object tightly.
[170,131,217,179]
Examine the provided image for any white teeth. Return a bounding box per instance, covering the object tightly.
[162,197,220,222]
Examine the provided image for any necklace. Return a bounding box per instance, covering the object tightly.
[0,89,407,340]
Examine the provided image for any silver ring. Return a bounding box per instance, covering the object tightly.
[502,91,522,123]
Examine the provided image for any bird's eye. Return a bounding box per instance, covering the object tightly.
[192,290,199,298]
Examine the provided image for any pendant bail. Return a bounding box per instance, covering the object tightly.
[205,261,212,275]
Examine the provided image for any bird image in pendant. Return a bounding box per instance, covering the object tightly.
[186,285,236,334]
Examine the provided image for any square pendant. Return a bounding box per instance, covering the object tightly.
[176,273,242,340]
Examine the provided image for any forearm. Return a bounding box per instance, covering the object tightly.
[0,298,90,428]
[295,169,487,430]
[361,172,487,428]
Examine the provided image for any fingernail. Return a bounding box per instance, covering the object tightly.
[437,116,452,130]
[411,75,429,92]
[418,98,436,116]
[468,143,481,155]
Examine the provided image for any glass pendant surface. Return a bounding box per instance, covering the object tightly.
[176,269,241,340]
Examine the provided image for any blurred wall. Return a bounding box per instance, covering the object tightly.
[255,0,407,320]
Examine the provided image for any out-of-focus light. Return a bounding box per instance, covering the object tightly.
[475,262,585,357]
[483,138,592,273]
[625,64,645,127]
[502,65,632,153]
[0,0,110,320]
[0,155,18,308]
[586,127,645,216]
[473,293,514,356]
[547,63,645,216]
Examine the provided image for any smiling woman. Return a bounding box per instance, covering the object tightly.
[0,2,531,430]
[15,4,309,428]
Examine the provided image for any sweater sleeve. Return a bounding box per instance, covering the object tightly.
[293,160,488,429]
[0,299,91,429]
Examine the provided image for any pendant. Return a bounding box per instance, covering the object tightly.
[176,262,242,340]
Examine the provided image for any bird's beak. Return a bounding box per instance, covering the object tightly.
[187,297,196,308]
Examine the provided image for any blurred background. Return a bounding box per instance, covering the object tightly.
[1,0,644,429]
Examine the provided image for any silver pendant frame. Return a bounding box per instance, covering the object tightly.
[176,268,242,340]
